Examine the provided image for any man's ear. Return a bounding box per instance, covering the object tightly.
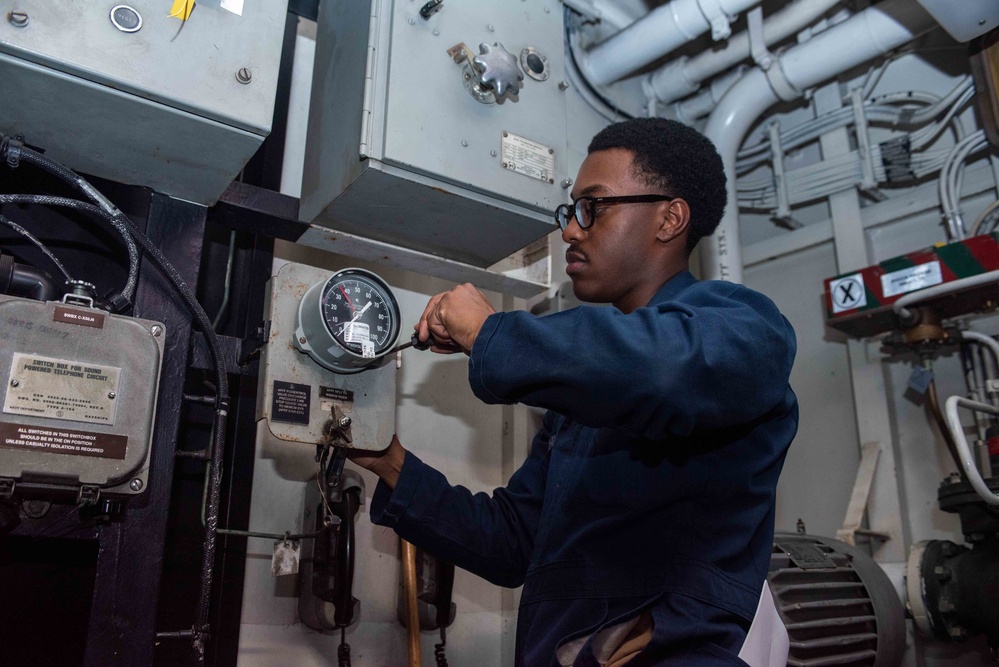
[657,198,690,244]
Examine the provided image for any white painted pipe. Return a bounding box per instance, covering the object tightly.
[662,66,748,124]
[701,0,936,283]
[961,331,999,369]
[645,0,845,105]
[892,269,999,322]
[944,395,999,506]
[579,0,762,86]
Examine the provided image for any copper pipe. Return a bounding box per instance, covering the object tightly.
[402,539,422,667]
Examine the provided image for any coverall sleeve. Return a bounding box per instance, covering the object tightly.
[368,411,554,588]
[468,281,795,441]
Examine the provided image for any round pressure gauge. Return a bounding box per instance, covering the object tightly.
[295,268,402,374]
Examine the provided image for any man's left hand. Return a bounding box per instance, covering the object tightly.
[417,283,496,355]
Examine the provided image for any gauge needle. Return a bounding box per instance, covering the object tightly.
[335,301,371,335]
[339,286,354,311]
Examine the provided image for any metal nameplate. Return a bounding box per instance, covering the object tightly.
[3,353,120,426]
[501,131,555,184]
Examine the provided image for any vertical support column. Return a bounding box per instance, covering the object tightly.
[814,83,910,562]
[83,193,207,666]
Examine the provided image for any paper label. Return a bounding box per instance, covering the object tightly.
[881,261,943,298]
[361,341,375,359]
[221,0,244,15]
[344,322,370,345]
[829,273,867,314]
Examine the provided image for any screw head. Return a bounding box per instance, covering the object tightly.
[461,139,468,147]
[432,28,439,36]
[408,17,416,25]
[8,11,28,27]
[108,391,117,400]
[299,336,307,345]
[236,67,252,84]
[558,80,570,91]
[150,325,162,337]
[490,150,497,157]
[10,379,18,388]
[487,24,494,32]
[129,478,144,492]
[561,178,574,189]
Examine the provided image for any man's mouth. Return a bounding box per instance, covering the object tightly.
[565,249,586,274]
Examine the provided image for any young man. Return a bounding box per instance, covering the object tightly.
[350,118,798,665]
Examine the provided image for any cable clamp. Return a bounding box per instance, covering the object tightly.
[2,135,24,169]
[745,7,801,102]
[696,0,734,41]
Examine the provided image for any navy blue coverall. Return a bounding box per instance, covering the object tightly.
[371,270,798,665]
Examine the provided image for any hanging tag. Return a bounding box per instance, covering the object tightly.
[169,0,195,20]
[271,539,300,576]
[907,366,933,395]
[220,0,244,15]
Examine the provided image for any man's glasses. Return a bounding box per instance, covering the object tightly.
[554,194,675,231]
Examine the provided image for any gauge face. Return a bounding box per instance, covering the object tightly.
[319,269,400,359]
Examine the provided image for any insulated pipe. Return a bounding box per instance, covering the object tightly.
[578,0,762,86]
[944,395,999,506]
[645,0,844,105]
[662,66,748,124]
[701,0,936,282]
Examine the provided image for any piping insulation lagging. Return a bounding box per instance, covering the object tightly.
[892,269,999,323]
[944,395,999,506]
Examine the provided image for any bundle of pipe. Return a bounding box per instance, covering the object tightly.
[701,0,937,283]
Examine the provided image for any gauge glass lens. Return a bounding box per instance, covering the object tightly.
[320,271,398,357]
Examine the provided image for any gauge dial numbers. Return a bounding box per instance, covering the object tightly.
[295,268,401,374]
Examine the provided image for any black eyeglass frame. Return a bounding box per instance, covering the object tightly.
[554,194,675,231]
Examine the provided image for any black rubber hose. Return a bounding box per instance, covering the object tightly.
[0,252,56,301]
[0,141,140,302]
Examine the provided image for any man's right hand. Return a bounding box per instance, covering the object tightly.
[346,434,406,490]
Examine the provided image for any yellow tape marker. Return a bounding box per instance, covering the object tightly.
[169,0,195,20]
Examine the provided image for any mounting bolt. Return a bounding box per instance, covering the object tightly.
[561,178,573,189]
[558,80,570,91]
[934,565,951,581]
[129,478,144,492]
[236,67,252,84]
[461,139,468,147]
[150,325,162,337]
[108,391,116,400]
[9,379,18,388]
[490,150,497,157]
[487,24,494,32]
[938,599,955,613]
[299,336,307,345]
[338,416,352,429]
[7,11,28,27]
[432,28,439,36]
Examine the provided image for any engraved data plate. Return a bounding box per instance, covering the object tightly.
[4,353,120,425]
[501,131,555,183]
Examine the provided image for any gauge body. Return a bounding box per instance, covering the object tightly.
[295,268,401,373]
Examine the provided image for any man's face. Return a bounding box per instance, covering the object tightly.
[562,148,669,312]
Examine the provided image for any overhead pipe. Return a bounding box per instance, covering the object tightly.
[645,0,846,106]
[578,0,763,86]
[701,0,937,283]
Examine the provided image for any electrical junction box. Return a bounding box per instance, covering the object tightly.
[256,262,397,482]
[824,234,999,338]
[300,0,568,268]
[0,295,165,500]
[0,1,288,205]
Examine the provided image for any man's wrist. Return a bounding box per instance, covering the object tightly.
[369,439,406,489]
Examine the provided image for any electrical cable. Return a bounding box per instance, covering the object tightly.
[212,230,237,330]
[434,626,449,667]
[971,199,999,237]
[563,6,636,123]
[0,139,140,305]
[0,212,74,284]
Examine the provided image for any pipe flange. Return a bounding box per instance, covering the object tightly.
[696,0,734,41]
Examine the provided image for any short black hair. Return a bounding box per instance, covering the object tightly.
[588,118,726,255]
